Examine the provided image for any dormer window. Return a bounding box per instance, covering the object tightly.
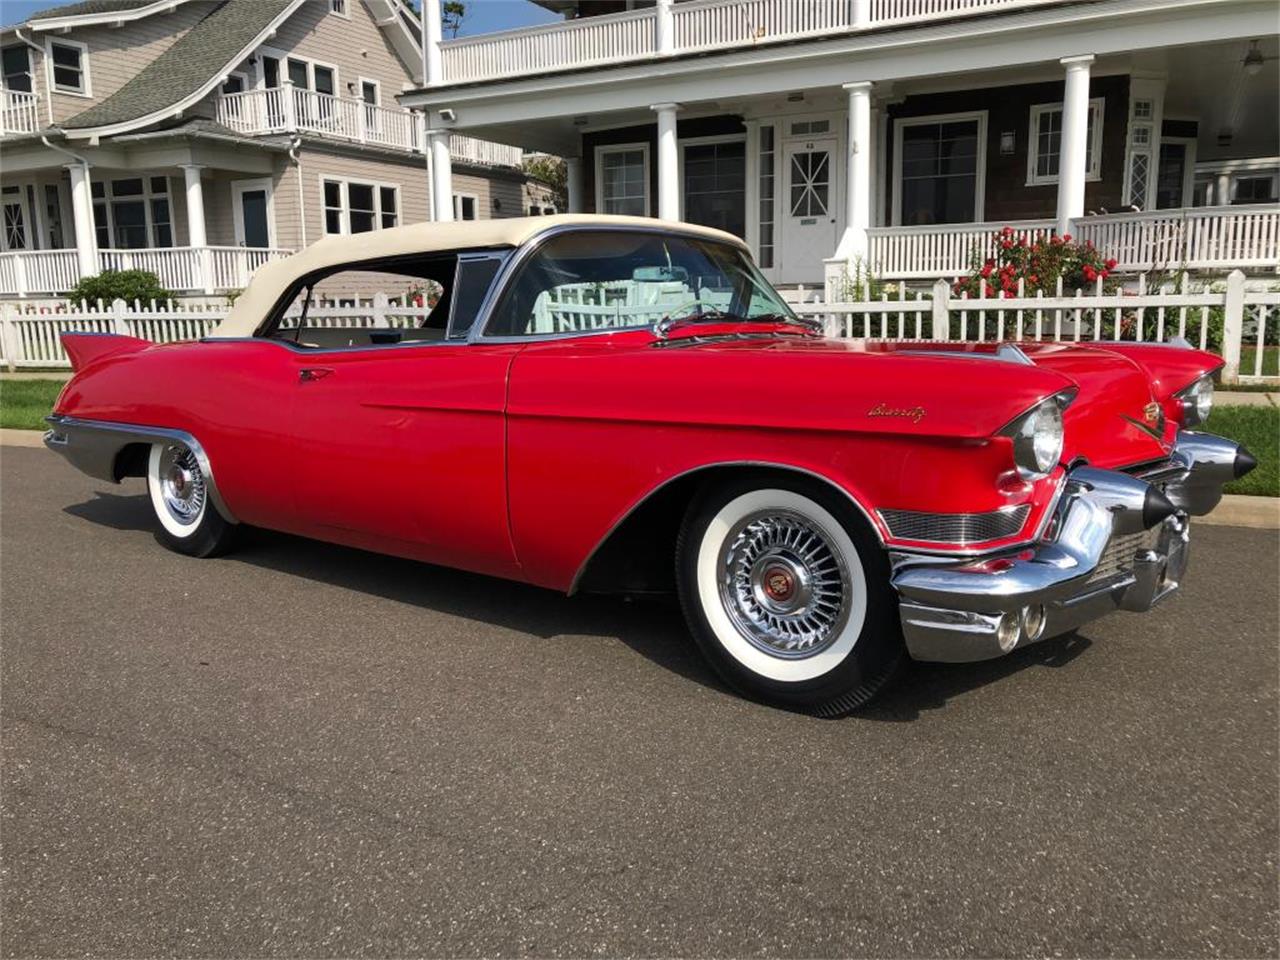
[47,39,90,96]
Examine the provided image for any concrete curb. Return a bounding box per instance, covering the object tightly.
[1217,392,1277,408]
[1,429,47,448]
[3,427,1275,529]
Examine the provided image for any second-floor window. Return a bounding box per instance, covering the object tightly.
[323,178,399,235]
[2,45,33,92]
[330,0,348,15]
[48,39,90,96]
[1027,99,1104,185]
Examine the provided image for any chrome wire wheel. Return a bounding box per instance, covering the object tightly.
[717,509,852,659]
[154,443,207,529]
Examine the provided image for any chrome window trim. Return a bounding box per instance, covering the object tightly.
[469,223,762,344]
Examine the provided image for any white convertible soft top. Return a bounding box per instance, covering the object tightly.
[209,214,747,338]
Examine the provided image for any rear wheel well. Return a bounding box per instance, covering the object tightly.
[113,442,151,481]
[573,465,877,596]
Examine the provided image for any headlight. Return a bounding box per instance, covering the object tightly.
[1176,376,1214,426]
[1001,395,1068,480]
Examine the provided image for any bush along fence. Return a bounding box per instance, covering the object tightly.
[1,271,1276,383]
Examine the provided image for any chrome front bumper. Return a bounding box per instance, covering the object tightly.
[892,430,1254,662]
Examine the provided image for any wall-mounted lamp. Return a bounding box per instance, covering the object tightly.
[439,108,456,123]
[1000,131,1015,155]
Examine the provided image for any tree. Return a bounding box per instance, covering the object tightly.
[523,154,567,209]
[442,1,467,38]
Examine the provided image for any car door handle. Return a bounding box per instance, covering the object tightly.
[299,367,335,383]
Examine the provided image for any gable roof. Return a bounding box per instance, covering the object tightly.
[61,0,301,136]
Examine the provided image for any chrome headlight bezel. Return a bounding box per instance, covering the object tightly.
[1000,390,1074,481]
[1175,375,1214,427]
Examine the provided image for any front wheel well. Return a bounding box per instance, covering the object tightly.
[572,465,880,596]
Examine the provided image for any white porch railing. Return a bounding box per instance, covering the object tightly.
[450,135,525,169]
[860,206,1280,280]
[1071,205,1280,272]
[441,7,657,85]
[215,86,423,153]
[0,247,291,297]
[794,270,1278,382]
[867,220,1054,281]
[1,90,40,135]
[438,0,1065,84]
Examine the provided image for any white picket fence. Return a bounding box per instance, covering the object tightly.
[795,270,1278,381]
[3,271,1276,382]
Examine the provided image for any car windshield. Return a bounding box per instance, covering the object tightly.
[484,229,796,337]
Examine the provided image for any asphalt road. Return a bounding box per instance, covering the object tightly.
[2,445,1277,958]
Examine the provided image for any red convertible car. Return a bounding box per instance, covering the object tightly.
[46,215,1254,714]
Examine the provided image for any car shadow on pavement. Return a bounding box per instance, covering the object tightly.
[65,489,1095,721]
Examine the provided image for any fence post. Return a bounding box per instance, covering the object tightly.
[199,247,216,296]
[373,291,389,328]
[281,79,298,133]
[111,298,130,337]
[12,252,27,299]
[1221,269,1244,384]
[931,278,951,340]
[1,302,18,372]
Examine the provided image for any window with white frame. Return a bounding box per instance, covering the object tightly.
[322,178,399,235]
[2,44,33,92]
[596,144,649,216]
[1027,98,1104,185]
[454,194,478,220]
[683,137,746,239]
[330,0,348,15]
[757,124,776,268]
[92,177,171,249]
[47,39,89,95]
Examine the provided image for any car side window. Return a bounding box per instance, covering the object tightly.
[448,254,506,341]
[484,231,791,338]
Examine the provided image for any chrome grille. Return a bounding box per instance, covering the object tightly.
[1088,526,1162,584]
[878,505,1031,544]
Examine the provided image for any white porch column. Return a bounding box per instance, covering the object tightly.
[655,0,675,55]
[65,162,98,279]
[1215,172,1232,206]
[835,81,872,263]
[422,0,443,86]
[429,129,454,222]
[652,102,681,221]
[565,157,584,213]
[1056,54,1094,236]
[180,164,208,247]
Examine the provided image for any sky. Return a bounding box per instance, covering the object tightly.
[0,0,563,33]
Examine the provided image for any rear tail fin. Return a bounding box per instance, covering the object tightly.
[62,333,150,373]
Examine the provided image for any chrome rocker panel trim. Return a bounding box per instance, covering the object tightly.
[43,415,238,524]
[892,430,1247,663]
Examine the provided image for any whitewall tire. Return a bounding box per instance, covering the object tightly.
[677,474,903,714]
[146,442,237,558]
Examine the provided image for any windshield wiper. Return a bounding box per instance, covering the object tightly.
[654,308,738,338]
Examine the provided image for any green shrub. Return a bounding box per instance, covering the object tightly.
[68,270,173,306]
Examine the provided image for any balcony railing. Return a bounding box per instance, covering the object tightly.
[438,0,1066,84]
[0,246,292,298]
[215,86,423,153]
[1,90,40,136]
[449,135,525,169]
[863,206,1280,280]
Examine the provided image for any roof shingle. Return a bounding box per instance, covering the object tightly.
[63,0,296,131]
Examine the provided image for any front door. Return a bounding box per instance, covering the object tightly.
[232,179,273,248]
[1157,141,1190,209]
[286,343,524,581]
[780,138,838,283]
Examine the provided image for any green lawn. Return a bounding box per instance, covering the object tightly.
[1239,345,1279,379]
[2,377,1275,496]
[1206,405,1279,497]
[0,379,64,430]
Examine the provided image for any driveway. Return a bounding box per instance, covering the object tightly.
[2,446,1277,958]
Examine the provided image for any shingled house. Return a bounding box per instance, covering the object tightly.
[0,0,540,298]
